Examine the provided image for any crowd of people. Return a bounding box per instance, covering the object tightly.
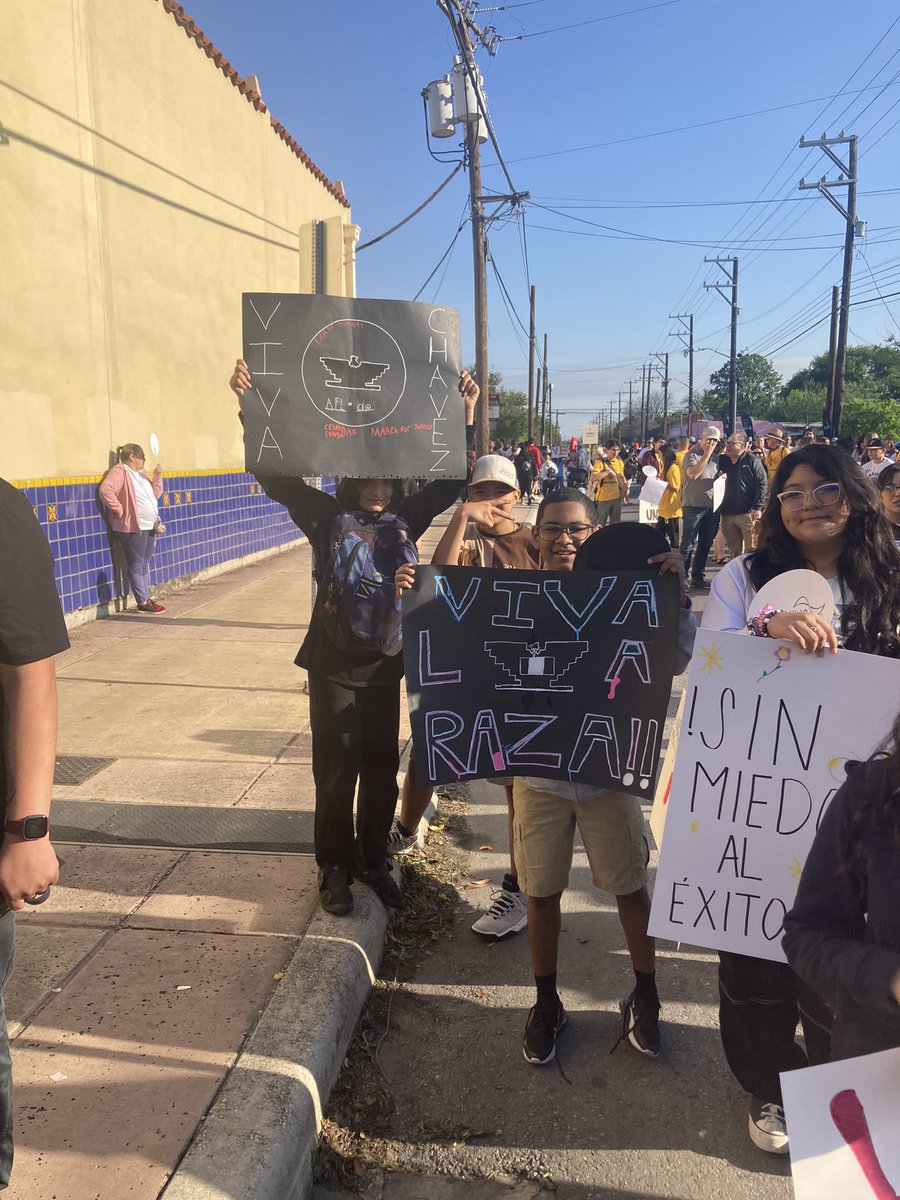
[227,358,900,1164]
[6,366,890,1184]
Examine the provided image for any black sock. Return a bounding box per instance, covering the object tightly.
[502,872,519,893]
[535,972,559,1008]
[634,968,657,996]
[396,820,414,838]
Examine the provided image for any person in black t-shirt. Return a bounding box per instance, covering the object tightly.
[0,479,68,1188]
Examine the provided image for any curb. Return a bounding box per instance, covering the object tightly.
[161,888,389,1200]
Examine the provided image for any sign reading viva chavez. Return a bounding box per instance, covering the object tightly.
[241,294,465,478]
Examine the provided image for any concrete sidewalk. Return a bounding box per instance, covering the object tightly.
[10,537,400,1199]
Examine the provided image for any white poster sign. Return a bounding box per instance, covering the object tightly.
[649,630,900,960]
[638,500,660,525]
[650,692,685,849]
[582,423,599,445]
[782,1047,900,1200]
[712,475,726,512]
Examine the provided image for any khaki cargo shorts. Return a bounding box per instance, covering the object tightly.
[512,778,649,898]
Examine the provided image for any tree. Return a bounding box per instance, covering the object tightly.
[782,342,900,403]
[709,352,782,416]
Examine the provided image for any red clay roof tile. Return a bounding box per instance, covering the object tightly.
[160,0,350,208]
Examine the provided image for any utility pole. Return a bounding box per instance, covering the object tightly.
[671,312,694,437]
[617,389,622,440]
[653,352,670,437]
[540,367,547,444]
[640,364,648,443]
[527,284,536,442]
[628,379,634,442]
[703,257,739,437]
[542,333,549,445]
[800,132,860,437]
[825,285,840,436]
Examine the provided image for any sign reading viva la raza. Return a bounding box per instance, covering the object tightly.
[649,631,900,961]
[402,566,680,791]
[241,294,466,478]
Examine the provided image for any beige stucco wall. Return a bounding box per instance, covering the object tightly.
[0,0,357,480]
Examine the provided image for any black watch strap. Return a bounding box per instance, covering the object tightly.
[4,815,50,840]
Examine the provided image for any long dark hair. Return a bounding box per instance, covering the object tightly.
[746,444,900,656]
[334,477,405,512]
[842,709,900,881]
[658,442,677,479]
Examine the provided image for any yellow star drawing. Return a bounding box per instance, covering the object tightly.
[787,857,804,879]
[826,756,843,772]
[690,820,700,834]
[697,641,725,675]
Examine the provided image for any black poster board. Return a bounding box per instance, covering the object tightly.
[402,566,680,793]
[241,294,465,478]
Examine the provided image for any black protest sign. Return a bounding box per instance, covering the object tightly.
[242,294,465,478]
[402,566,680,792]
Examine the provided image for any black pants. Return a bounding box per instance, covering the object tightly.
[718,951,832,1103]
[656,515,680,549]
[679,506,720,582]
[308,673,401,872]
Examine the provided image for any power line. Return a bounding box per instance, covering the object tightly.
[412,204,469,301]
[498,0,685,42]
[490,82,900,167]
[357,163,463,251]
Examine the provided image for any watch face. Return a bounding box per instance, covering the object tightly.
[21,816,49,840]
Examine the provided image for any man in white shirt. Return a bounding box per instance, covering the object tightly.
[862,438,893,478]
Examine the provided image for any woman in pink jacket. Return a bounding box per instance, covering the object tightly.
[99,444,166,613]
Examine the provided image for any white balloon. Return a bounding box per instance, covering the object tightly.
[641,465,658,478]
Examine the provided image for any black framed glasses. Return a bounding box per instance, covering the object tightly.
[536,522,594,541]
[776,483,842,511]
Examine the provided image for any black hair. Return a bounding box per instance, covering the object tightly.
[877,461,900,492]
[747,444,900,656]
[334,477,405,512]
[534,487,599,527]
[603,438,619,450]
[658,442,677,477]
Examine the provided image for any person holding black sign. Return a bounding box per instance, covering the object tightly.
[230,359,477,917]
[392,453,538,940]
[513,490,696,1067]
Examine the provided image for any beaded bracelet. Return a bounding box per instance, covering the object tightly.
[747,604,778,637]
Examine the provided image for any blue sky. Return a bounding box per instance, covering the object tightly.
[185,0,900,435]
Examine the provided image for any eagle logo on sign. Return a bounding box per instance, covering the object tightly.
[320,355,390,391]
[485,640,589,692]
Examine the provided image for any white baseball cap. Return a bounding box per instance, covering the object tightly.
[470,455,519,490]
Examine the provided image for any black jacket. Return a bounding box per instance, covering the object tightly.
[257,425,475,686]
[782,759,900,1061]
[717,451,767,516]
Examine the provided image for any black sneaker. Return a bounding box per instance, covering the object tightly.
[522,1000,567,1065]
[618,987,661,1057]
[318,865,353,916]
[357,861,405,910]
[689,577,710,590]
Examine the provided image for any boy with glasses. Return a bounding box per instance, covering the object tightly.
[514,491,696,1066]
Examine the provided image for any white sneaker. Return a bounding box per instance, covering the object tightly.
[386,820,425,856]
[471,887,527,940]
[748,1099,789,1154]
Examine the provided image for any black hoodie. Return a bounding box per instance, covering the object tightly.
[782,759,900,1061]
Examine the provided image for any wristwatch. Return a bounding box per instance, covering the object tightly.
[4,816,50,840]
